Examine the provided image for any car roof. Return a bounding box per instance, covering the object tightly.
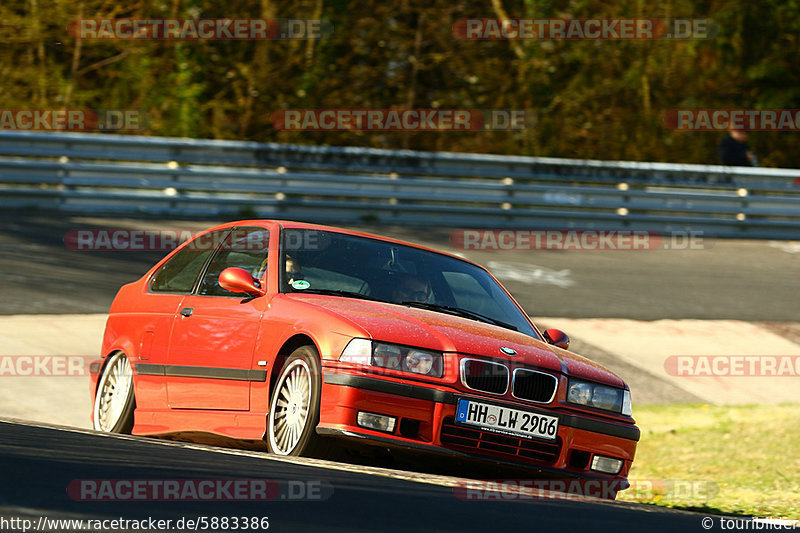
[215,219,484,268]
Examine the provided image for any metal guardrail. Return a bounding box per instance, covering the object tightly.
[0,131,798,238]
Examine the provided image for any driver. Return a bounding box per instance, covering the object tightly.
[391,273,431,303]
[285,253,303,287]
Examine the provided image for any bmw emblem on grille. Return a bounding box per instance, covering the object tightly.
[500,346,517,356]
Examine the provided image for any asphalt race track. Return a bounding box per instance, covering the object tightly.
[1,213,798,320]
[0,418,740,533]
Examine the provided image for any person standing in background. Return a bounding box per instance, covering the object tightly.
[719,128,758,166]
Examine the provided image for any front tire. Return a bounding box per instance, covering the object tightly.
[93,352,135,433]
[266,346,323,456]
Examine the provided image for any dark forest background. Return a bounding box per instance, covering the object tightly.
[2,0,799,167]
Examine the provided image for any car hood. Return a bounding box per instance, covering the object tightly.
[285,294,625,388]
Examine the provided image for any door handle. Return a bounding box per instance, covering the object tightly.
[180,307,193,317]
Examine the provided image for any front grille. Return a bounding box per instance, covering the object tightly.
[440,417,561,463]
[512,368,558,403]
[461,358,509,394]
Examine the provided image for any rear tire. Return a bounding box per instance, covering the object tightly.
[266,346,324,456]
[93,352,135,433]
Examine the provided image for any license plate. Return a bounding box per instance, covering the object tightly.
[455,399,559,441]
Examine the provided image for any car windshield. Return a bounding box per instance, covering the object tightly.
[281,228,537,337]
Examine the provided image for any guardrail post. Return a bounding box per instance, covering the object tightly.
[617,182,631,228]
[390,172,399,223]
[503,177,514,226]
[738,187,750,236]
[58,154,69,210]
[168,146,181,213]
[277,166,288,218]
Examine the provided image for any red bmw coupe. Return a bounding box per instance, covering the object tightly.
[90,220,638,494]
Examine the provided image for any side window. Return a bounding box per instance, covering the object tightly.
[149,230,230,293]
[197,227,270,297]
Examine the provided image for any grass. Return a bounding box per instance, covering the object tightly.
[615,403,800,519]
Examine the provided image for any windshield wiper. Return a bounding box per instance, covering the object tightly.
[399,302,518,331]
[291,288,382,302]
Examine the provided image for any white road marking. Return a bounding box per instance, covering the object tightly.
[487,261,575,288]
[768,241,800,254]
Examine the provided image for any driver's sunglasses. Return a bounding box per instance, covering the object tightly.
[398,287,429,301]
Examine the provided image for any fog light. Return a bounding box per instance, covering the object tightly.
[357,411,396,433]
[590,455,624,475]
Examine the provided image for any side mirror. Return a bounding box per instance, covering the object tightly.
[543,328,570,350]
[219,267,265,297]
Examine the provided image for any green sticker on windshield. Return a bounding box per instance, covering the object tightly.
[291,280,310,290]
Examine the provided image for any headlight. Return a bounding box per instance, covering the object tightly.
[567,379,626,413]
[340,339,443,378]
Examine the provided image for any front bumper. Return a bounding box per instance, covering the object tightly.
[319,370,638,490]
